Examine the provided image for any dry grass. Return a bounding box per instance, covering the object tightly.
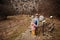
[0,15,31,40]
[0,15,60,40]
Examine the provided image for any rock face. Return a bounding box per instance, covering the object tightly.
[0,0,39,16]
[0,0,60,16]
[11,0,39,14]
[38,0,60,17]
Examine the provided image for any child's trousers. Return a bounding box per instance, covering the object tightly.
[31,30,35,36]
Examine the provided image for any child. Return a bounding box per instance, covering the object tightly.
[31,22,36,36]
[30,15,36,36]
[34,14,39,35]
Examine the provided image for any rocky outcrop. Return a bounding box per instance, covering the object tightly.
[0,0,60,17]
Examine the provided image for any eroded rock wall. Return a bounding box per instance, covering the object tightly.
[0,0,60,16]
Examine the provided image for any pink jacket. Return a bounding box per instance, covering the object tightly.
[31,22,36,30]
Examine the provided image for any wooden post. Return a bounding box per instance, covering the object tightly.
[42,20,45,36]
[42,22,45,36]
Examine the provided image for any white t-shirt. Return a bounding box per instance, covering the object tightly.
[39,15,45,21]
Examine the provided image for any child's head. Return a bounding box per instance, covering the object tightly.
[50,16,53,19]
[35,13,39,18]
[31,15,34,19]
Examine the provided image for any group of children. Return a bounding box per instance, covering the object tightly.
[30,13,54,36]
[30,13,45,36]
[31,14,39,36]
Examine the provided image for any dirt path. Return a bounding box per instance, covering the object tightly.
[15,27,38,40]
[15,26,54,40]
